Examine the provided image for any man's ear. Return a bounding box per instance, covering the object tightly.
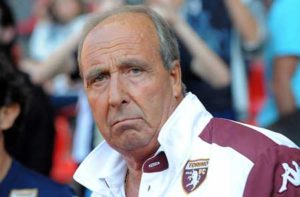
[0,103,21,130]
[169,60,183,98]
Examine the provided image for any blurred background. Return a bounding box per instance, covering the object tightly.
[1,0,299,196]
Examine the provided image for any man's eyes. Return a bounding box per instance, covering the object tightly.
[88,73,108,86]
[129,67,142,75]
[95,73,108,81]
[87,66,144,87]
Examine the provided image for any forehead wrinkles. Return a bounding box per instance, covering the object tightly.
[83,36,141,66]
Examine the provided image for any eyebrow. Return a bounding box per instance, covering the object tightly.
[84,58,151,82]
[119,58,150,69]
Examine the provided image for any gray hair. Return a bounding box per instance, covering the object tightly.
[77,5,180,70]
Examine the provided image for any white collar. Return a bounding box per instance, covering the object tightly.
[156,92,212,173]
[73,93,212,192]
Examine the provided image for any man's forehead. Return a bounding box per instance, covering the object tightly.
[82,11,160,56]
[80,11,162,73]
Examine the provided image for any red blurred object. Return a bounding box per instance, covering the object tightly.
[17,16,37,36]
[246,59,266,125]
[50,115,77,184]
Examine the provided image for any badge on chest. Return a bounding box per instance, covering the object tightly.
[182,159,209,193]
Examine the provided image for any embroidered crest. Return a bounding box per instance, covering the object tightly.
[182,159,209,193]
[9,189,38,197]
[278,161,300,193]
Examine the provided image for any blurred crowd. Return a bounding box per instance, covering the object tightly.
[0,0,299,196]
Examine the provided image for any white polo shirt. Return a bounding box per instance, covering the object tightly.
[74,93,300,197]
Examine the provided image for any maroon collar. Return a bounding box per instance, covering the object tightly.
[143,152,169,173]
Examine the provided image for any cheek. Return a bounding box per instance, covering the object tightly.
[87,91,109,129]
[136,84,168,122]
[144,79,173,118]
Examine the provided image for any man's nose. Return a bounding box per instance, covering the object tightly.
[108,74,128,107]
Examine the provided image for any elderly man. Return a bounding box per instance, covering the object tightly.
[74,5,300,197]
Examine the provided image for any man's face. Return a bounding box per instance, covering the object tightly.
[80,13,182,155]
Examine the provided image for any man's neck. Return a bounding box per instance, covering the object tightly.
[120,140,160,196]
[125,167,142,197]
[123,154,151,197]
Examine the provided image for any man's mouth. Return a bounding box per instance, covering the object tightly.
[111,117,141,127]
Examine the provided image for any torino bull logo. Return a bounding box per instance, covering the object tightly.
[182,159,209,193]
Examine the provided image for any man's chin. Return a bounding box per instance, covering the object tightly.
[112,135,153,153]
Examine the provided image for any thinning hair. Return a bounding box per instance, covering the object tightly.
[77,5,180,71]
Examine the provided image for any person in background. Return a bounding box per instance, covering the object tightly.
[256,0,300,146]
[73,5,300,197]
[0,0,20,65]
[0,53,75,197]
[0,0,56,176]
[27,0,86,96]
[178,0,263,120]
[146,0,231,90]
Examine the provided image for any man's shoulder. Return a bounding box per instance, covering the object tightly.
[199,118,299,162]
